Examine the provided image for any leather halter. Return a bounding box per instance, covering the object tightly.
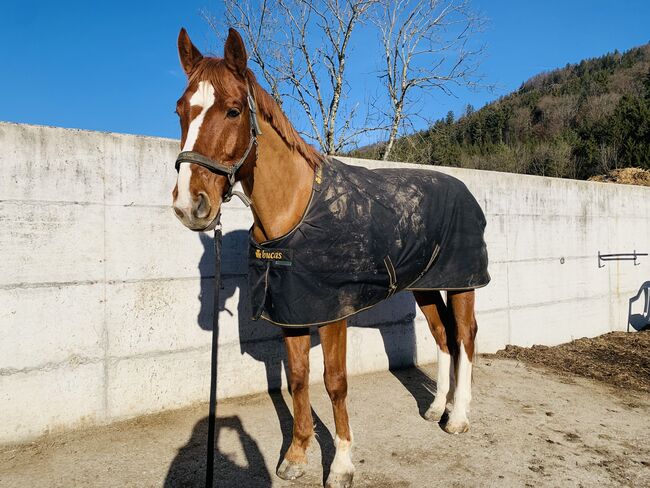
[174,84,262,205]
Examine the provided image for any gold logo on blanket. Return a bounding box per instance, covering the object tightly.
[255,249,286,260]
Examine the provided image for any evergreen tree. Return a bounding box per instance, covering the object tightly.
[351,43,650,178]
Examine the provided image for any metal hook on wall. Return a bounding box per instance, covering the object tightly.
[598,250,648,268]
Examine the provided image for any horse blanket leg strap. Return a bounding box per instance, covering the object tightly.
[206,218,222,488]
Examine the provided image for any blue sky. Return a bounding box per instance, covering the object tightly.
[1,0,649,145]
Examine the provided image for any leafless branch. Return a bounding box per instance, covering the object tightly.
[208,0,377,155]
[204,0,487,158]
[372,0,488,160]
[203,1,286,105]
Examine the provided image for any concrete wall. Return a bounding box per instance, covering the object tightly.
[1,121,649,444]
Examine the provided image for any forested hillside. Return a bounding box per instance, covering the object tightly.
[352,44,650,180]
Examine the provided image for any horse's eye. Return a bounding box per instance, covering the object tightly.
[227,108,241,118]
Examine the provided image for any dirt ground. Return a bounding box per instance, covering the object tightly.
[1,352,649,487]
[493,330,650,394]
[588,167,650,186]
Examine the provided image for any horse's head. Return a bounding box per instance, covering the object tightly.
[172,28,255,231]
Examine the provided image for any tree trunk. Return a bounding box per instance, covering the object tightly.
[381,104,402,160]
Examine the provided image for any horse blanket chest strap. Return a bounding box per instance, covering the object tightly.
[248,158,491,327]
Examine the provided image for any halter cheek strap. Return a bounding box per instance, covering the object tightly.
[174,85,261,206]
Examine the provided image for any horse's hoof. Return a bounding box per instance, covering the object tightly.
[444,418,469,434]
[424,403,446,422]
[326,471,354,488]
[277,458,307,480]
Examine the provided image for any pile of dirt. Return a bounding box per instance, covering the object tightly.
[588,167,650,186]
[492,330,650,393]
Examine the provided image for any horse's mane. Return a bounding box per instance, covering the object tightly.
[190,58,323,169]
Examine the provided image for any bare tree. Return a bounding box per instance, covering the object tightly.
[206,0,379,154]
[205,0,487,158]
[373,0,485,160]
[278,0,379,153]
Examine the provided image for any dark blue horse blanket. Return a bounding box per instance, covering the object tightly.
[248,158,490,327]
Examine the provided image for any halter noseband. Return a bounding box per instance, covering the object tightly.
[174,85,261,205]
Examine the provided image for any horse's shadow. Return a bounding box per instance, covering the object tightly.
[166,230,437,485]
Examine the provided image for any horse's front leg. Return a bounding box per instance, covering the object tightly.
[277,327,313,480]
[319,319,354,488]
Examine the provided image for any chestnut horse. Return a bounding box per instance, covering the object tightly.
[172,28,480,488]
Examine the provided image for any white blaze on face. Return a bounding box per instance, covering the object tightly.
[175,80,216,211]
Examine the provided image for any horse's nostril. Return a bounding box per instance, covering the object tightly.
[193,193,211,219]
[173,206,185,219]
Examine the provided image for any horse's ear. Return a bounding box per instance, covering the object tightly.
[224,28,247,77]
[178,28,203,76]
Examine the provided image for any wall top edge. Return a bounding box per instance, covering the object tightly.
[0,121,178,145]
[2,121,649,193]
[339,156,650,191]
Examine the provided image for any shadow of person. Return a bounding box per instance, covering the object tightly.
[194,231,335,482]
[164,415,272,488]
[628,280,650,332]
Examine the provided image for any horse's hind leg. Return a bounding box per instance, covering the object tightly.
[277,327,313,480]
[413,290,454,422]
[445,289,478,434]
[319,319,354,488]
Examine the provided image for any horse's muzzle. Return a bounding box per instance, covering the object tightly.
[172,192,221,231]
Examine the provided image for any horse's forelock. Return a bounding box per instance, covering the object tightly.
[188,58,244,100]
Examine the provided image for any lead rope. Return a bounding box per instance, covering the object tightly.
[206,214,222,488]
[205,83,259,486]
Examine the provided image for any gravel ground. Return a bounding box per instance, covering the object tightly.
[1,357,649,487]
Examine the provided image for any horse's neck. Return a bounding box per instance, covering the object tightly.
[241,118,315,242]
